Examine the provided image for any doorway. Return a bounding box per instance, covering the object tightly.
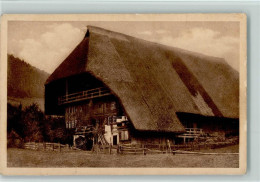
[113,135,117,145]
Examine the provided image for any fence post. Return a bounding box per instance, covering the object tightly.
[162,144,165,153]
[172,143,175,155]
[143,144,146,155]
[109,144,111,155]
[91,145,95,153]
[96,144,99,154]
[167,140,172,154]
[117,144,120,154]
[59,142,61,152]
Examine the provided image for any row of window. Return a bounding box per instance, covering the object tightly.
[66,120,78,129]
[66,102,117,114]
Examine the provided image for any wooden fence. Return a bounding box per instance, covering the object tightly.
[23,142,76,152]
[23,137,238,155]
[118,143,174,155]
[118,139,239,155]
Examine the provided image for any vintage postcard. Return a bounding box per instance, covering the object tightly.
[0,14,247,175]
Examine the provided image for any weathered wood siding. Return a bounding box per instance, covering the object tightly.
[65,96,119,128]
[128,129,176,145]
[176,112,239,137]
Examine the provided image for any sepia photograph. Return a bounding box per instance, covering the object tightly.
[0,14,247,175]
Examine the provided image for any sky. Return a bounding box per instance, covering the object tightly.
[8,21,240,74]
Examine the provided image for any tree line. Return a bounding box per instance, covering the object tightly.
[7,103,73,148]
[8,54,49,98]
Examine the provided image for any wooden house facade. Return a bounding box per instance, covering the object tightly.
[45,26,239,148]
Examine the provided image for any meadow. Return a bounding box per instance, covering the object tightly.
[7,145,239,168]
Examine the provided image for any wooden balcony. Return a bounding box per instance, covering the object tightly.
[185,128,203,135]
[176,128,204,143]
[58,87,111,105]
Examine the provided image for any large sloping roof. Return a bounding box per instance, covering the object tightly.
[45,26,239,133]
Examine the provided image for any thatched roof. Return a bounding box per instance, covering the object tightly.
[45,26,239,133]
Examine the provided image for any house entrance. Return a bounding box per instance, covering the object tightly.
[113,135,117,145]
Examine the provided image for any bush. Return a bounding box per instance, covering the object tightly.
[7,103,67,145]
[7,130,24,148]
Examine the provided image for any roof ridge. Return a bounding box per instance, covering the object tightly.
[87,25,227,64]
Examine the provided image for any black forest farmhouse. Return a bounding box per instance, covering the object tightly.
[45,26,239,148]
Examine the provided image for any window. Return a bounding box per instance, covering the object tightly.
[120,130,129,141]
[79,106,83,112]
[96,103,102,113]
[71,121,74,128]
[111,102,116,110]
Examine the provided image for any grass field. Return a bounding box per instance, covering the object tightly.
[7,145,239,168]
